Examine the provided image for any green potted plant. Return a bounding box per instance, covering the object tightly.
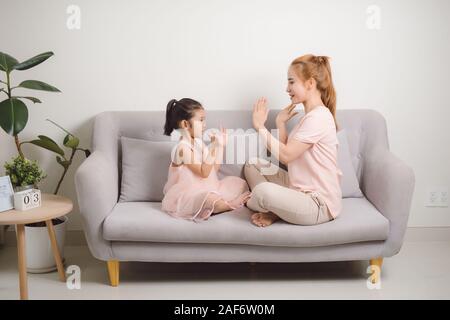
[1,50,62,272]
[4,156,47,192]
[1,51,90,272]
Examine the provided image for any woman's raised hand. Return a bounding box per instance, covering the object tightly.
[252,97,269,131]
[276,103,298,124]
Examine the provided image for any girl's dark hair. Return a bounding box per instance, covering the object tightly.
[164,98,203,136]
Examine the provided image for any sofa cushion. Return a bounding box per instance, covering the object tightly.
[337,129,364,198]
[119,137,175,202]
[103,197,389,247]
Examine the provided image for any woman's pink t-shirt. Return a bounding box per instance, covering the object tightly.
[287,106,343,218]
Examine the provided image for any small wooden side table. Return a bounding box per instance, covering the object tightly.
[0,193,73,300]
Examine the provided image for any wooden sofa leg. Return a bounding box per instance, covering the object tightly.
[369,257,383,284]
[107,260,120,287]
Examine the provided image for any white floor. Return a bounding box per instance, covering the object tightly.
[1,240,450,300]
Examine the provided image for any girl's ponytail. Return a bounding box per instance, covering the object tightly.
[163,98,203,136]
[164,99,178,136]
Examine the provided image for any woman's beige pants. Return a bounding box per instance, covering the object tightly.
[244,159,334,225]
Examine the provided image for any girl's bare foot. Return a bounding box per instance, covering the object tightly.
[228,191,252,209]
[211,199,231,214]
[251,212,280,227]
[211,191,252,215]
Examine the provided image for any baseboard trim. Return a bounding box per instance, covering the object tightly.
[2,229,87,247]
[1,227,450,248]
[403,226,450,242]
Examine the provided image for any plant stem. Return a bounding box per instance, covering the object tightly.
[54,147,76,195]
[15,135,25,159]
[6,72,11,98]
[6,71,25,159]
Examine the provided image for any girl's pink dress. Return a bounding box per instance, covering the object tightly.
[162,138,249,222]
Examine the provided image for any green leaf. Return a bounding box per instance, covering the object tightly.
[13,52,54,71]
[37,134,59,146]
[12,96,42,103]
[56,156,70,169]
[29,135,65,156]
[63,134,79,148]
[18,80,60,92]
[0,52,19,72]
[0,98,28,135]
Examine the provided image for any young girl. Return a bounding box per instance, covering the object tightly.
[162,98,251,222]
[245,54,343,227]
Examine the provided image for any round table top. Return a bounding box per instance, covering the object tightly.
[0,193,73,225]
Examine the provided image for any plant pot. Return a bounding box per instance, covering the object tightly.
[19,216,68,273]
[13,184,35,192]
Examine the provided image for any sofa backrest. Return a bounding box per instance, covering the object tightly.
[92,109,389,194]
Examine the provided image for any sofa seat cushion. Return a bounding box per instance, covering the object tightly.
[103,197,390,247]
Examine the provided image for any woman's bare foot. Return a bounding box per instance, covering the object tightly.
[228,191,252,209]
[251,212,280,227]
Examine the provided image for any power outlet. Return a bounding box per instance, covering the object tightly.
[440,190,448,206]
[425,187,449,207]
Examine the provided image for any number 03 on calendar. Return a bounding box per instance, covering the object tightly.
[14,189,42,211]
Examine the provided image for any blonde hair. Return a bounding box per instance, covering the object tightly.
[290,54,338,131]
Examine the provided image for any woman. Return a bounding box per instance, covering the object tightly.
[245,54,343,227]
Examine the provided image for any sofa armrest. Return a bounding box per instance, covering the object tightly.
[75,150,118,260]
[361,147,415,257]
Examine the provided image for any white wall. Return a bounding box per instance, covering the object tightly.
[1,0,449,230]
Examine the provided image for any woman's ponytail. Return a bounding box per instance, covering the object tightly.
[291,54,339,131]
[317,56,338,131]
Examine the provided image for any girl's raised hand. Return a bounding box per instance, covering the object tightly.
[252,97,269,131]
[219,125,228,146]
[209,127,227,147]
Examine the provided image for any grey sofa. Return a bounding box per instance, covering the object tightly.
[74,109,415,286]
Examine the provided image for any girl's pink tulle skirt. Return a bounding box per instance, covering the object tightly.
[162,165,249,222]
